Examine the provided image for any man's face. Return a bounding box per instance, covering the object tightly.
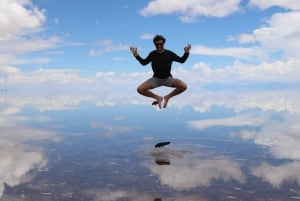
[155,40,164,52]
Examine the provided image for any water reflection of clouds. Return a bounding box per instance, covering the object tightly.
[83,188,209,201]
[84,189,153,201]
[192,112,300,160]
[146,149,245,190]
[188,114,266,129]
[90,121,141,137]
[0,114,59,198]
[188,96,300,188]
[2,87,299,114]
[252,161,300,188]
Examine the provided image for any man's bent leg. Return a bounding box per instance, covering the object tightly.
[163,79,187,108]
[137,81,163,108]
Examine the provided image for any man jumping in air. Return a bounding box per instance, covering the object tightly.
[130,35,191,109]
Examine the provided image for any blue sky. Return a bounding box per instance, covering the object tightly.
[0,0,300,88]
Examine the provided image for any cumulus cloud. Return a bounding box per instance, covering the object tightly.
[253,11,300,58]
[89,41,129,56]
[139,0,241,22]
[192,45,266,59]
[0,0,46,40]
[186,59,300,84]
[249,0,300,10]
[1,65,299,114]
[0,68,94,86]
[0,0,62,68]
[0,37,61,55]
[228,11,300,59]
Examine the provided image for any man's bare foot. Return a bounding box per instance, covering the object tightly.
[152,96,163,109]
[157,97,163,109]
[163,96,170,108]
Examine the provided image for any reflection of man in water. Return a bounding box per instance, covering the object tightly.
[155,158,171,165]
[130,35,191,109]
[154,198,162,201]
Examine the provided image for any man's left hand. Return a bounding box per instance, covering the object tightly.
[184,44,191,53]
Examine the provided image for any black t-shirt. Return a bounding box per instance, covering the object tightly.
[136,49,189,79]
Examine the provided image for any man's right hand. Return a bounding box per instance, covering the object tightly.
[130,46,138,57]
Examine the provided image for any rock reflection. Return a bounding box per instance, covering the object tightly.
[155,158,171,166]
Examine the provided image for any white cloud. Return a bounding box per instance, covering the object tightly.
[0,68,93,86]
[0,1,63,68]
[0,63,299,113]
[186,59,300,84]
[192,45,266,59]
[89,43,129,56]
[249,0,300,10]
[139,0,241,22]
[253,11,300,58]
[227,34,256,44]
[140,33,154,40]
[0,0,46,40]
[252,161,300,188]
[0,66,20,74]
[0,37,61,55]
[229,11,300,59]
[92,39,112,46]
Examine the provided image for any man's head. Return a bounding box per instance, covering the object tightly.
[153,35,166,52]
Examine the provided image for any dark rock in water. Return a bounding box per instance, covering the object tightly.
[154,141,170,148]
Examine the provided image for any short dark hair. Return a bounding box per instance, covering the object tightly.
[153,35,166,44]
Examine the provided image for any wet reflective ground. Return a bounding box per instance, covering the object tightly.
[1,87,300,201]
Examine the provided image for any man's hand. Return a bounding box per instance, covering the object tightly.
[130,46,139,57]
[184,44,191,53]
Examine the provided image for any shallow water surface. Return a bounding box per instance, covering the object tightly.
[0,87,300,200]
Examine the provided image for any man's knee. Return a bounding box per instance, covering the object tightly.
[137,82,152,94]
[137,86,144,94]
[180,82,187,91]
[174,80,187,91]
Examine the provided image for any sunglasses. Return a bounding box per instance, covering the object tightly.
[155,42,164,47]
